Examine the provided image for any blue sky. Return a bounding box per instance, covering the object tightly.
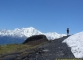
[0,0,83,34]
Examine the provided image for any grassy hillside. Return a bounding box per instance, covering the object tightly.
[0,44,30,55]
[0,41,48,57]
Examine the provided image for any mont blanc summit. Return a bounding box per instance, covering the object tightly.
[0,27,42,37]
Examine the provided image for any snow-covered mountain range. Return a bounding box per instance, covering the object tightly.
[0,27,66,45]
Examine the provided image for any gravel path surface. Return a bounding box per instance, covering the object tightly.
[0,36,75,60]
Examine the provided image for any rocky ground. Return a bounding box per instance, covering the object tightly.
[0,36,75,60]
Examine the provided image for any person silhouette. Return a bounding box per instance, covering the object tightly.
[67,28,69,36]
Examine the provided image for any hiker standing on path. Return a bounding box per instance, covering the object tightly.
[67,28,69,36]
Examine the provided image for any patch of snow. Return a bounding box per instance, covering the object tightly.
[63,31,83,58]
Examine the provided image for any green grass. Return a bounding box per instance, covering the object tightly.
[0,44,32,55]
[0,41,48,56]
[0,39,48,59]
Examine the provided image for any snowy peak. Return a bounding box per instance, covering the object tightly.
[0,27,42,37]
[21,27,42,37]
